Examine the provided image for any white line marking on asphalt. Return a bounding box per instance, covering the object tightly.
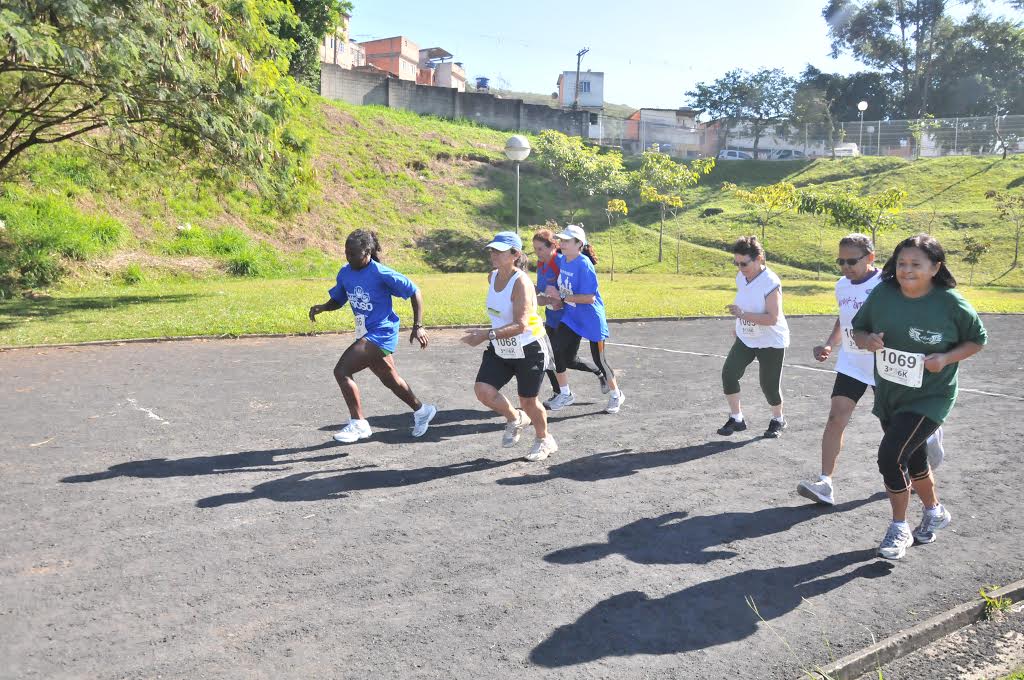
[125,398,169,423]
[607,342,1024,401]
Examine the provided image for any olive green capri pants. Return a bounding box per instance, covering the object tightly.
[721,338,786,406]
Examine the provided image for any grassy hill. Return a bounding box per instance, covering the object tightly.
[1,96,1023,344]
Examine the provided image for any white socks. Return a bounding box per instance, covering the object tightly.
[925,504,944,518]
[559,385,571,395]
[730,412,744,422]
[414,404,430,417]
[819,474,832,485]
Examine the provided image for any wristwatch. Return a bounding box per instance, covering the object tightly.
[559,291,567,302]
[487,329,497,341]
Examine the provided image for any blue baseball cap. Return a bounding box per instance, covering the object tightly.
[485,231,522,252]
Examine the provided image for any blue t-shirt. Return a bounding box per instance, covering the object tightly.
[536,255,562,327]
[328,260,418,353]
[556,254,609,341]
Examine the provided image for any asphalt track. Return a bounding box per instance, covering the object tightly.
[2,316,1022,679]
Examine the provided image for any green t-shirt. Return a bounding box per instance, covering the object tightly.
[851,282,987,424]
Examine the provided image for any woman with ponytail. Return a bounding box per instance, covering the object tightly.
[547,224,625,414]
[309,229,437,443]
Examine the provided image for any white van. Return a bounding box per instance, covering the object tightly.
[718,149,754,160]
[832,143,860,157]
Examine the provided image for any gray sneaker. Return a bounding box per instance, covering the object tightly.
[912,505,951,544]
[544,391,576,411]
[797,479,835,505]
[605,390,625,414]
[502,409,529,448]
[925,427,945,470]
[525,435,558,462]
[411,404,437,437]
[878,522,914,560]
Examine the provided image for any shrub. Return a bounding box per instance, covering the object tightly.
[227,244,280,277]
[163,224,210,256]
[117,263,145,285]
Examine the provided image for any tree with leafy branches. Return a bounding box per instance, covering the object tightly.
[722,181,799,243]
[533,130,627,222]
[635,147,714,262]
[280,0,354,90]
[605,198,628,280]
[0,0,314,204]
[986,190,1024,269]
[959,235,991,285]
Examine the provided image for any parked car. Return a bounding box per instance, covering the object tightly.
[832,143,860,157]
[718,149,754,160]
[770,149,806,160]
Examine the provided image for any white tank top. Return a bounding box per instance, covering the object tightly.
[486,269,545,358]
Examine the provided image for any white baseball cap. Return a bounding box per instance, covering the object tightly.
[554,224,587,245]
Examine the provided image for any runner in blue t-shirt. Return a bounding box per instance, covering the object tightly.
[532,228,605,403]
[309,229,437,443]
[546,225,625,414]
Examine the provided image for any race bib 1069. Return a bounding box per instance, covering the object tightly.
[876,347,924,388]
[492,335,526,359]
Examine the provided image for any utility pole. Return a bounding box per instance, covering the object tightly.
[572,47,589,110]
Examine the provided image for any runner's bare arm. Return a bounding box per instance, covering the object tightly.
[814,319,842,361]
[924,341,984,372]
[409,289,428,349]
[491,276,529,340]
[853,330,884,351]
[309,298,343,322]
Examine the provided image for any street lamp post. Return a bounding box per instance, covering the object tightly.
[504,135,532,235]
[857,100,868,154]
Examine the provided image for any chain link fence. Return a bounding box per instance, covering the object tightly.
[589,113,1024,160]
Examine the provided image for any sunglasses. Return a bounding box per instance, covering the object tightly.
[836,255,867,266]
[733,259,754,267]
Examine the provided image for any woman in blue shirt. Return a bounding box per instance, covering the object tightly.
[542,225,625,414]
[309,229,437,443]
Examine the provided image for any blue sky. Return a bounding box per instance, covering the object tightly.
[348,0,1019,110]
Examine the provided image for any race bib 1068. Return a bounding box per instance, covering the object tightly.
[492,335,526,359]
[738,319,763,338]
[354,314,367,339]
[876,347,924,388]
[842,327,870,355]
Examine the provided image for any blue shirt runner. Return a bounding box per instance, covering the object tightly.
[328,260,418,353]
[556,254,609,341]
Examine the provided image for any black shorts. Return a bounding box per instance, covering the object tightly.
[831,372,873,403]
[475,339,547,398]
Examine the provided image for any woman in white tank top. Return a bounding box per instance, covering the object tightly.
[462,232,558,462]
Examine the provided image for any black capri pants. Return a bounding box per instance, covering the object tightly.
[877,412,940,493]
[552,324,613,380]
[475,339,548,398]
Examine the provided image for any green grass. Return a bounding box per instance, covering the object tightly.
[2,272,1021,347]
[1000,668,1024,680]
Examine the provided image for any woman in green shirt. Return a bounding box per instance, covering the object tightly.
[852,234,987,560]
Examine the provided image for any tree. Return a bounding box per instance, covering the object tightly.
[635,147,714,262]
[0,0,313,202]
[722,182,799,243]
[686,68,796,156]
[605,199,628,281]
[823,0,960,117]
[278,0,354,90]
[959,235,991,284]
[533,130,627,222]
[987,190,1024,269]
[908,114,942,159]
[861,188,908,248]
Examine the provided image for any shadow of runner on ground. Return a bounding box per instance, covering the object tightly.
[495,440,755,486]
[195,456,518,507]
[546,492,886,567]
[61,441,348,483]
[530,548,893,667]
[319,407,604,444]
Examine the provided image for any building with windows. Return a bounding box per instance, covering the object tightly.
[556,70,604,111]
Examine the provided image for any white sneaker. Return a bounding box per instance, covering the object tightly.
[925,427,945,470]
[411,404,437,437]
[544,391,576,411]
[525,435,558,462]
[878,522,914,560]
[913,505,951,544]
[605,390,625,414]
[797,478,835,505]
[502,409,530,448]
[333,419,372,443]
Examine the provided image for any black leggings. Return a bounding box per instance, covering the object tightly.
[545,324,602,392]
[551,324,612,384]
[721,338,785,406]
[878,413,940,493]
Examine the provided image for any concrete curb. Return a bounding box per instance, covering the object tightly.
[803,579,1024,680]
[2,313,1019,352]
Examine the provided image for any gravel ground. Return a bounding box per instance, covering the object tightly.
[2,316,1022,679]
